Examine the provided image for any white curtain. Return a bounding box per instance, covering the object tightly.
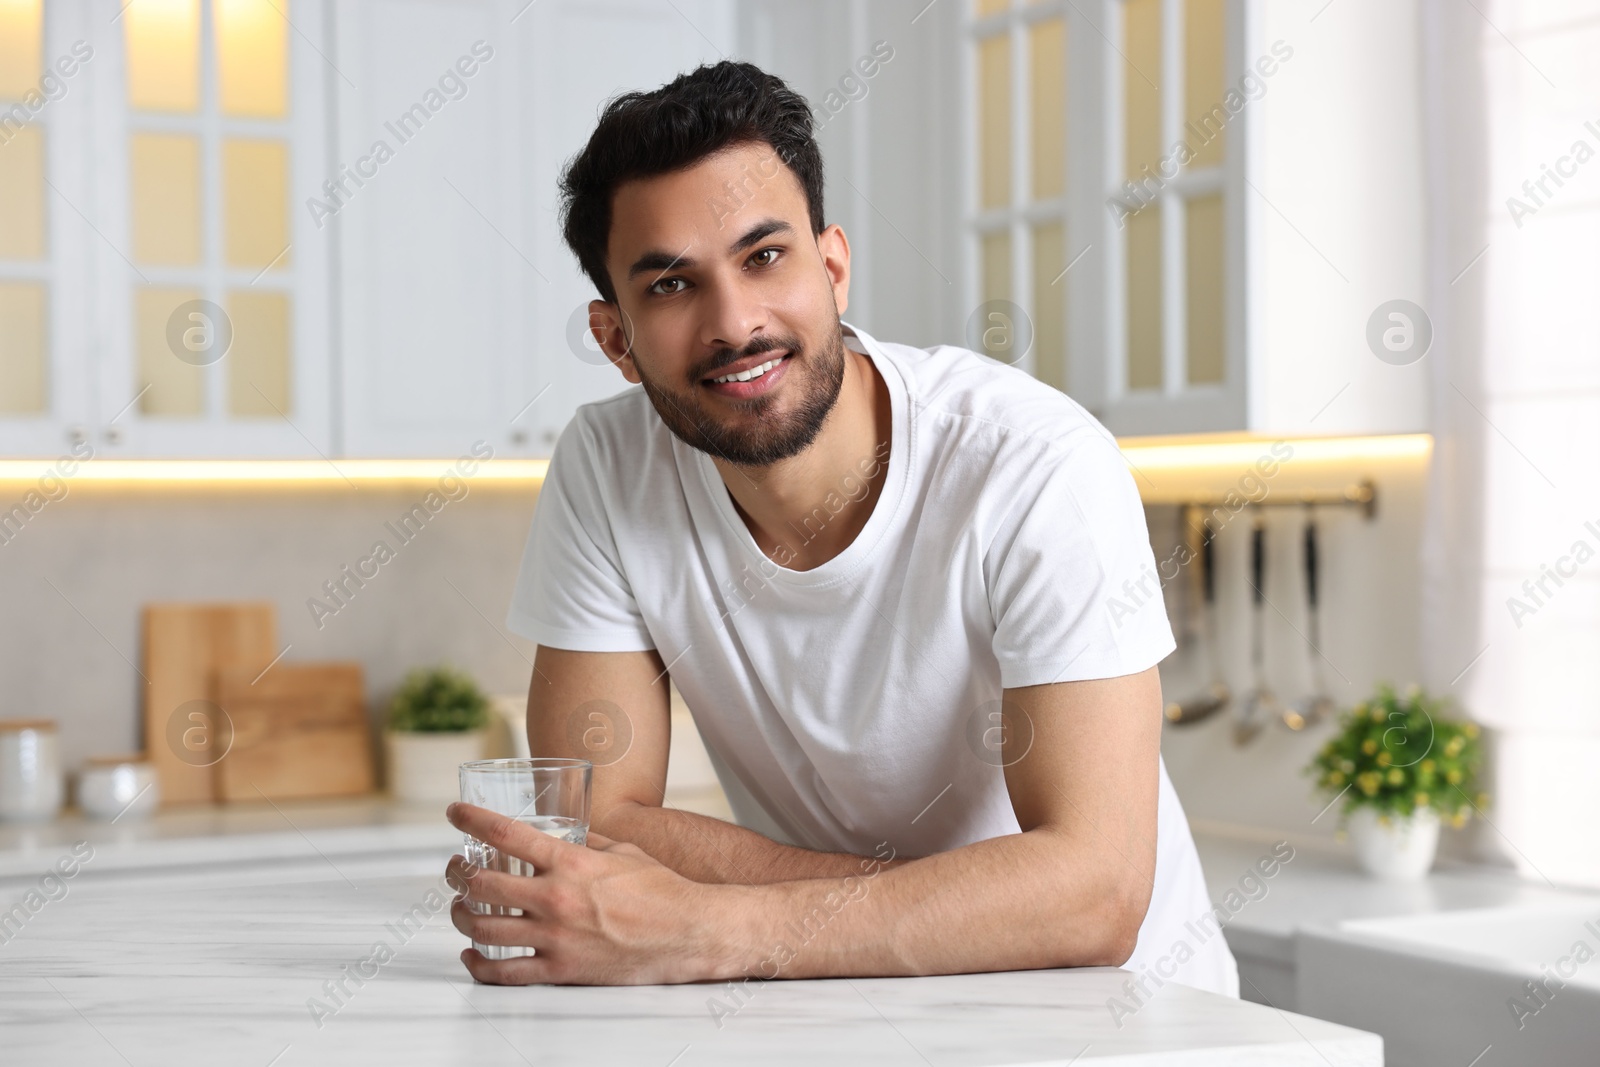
[1420,0,1600,887]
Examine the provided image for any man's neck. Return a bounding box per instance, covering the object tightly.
[709,344,892,573]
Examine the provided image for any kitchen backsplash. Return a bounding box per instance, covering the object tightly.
[0,449,1445,851]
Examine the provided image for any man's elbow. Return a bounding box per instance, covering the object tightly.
[1084,873,1152,968]
[591,797,650,840]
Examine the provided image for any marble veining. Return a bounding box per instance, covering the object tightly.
[1,850,1382,1065]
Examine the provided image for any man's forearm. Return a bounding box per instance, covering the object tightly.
[597,800,908,885]
[705,827,1145,980]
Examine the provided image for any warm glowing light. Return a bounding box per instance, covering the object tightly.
[0,0,42,100]
[0,459,549,486]
[216,0,288,117]
[125,0,200,112]
[0,435,1430,489]
[1117,432,1432,472]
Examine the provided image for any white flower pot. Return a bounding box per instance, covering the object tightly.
[1349,806,1440,881]
[384,729,487,803]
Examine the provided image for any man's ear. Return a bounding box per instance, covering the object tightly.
[587,301,639,383]
[817,223,851,318]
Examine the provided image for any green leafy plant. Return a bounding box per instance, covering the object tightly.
[1305,682,1486,829]
[387,666,490,733]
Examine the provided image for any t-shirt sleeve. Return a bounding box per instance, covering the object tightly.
[985,431,1176,689]
[504,416,656,652]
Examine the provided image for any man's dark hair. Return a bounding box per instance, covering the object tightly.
[558,60,825,306]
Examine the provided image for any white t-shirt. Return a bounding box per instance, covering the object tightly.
[506,320,1239,997]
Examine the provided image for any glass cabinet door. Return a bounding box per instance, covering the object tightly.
[96,0,330,457]
[0,0,92,456]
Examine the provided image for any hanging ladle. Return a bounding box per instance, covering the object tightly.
[1165,509,1230,725]
[1284,503,1335,730]
[1234,514,1279,745]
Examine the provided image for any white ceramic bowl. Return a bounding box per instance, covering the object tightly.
[78,757,160,821]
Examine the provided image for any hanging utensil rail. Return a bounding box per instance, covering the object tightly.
[1161,480,1377,520]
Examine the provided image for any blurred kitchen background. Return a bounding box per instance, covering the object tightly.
[1,2,1597,1061]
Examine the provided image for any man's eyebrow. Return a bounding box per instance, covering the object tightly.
[626,218,796,281]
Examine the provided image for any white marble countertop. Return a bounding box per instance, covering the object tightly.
[1190,824,1600,965]
[0,795,461,881]
[0,806,1382,1065]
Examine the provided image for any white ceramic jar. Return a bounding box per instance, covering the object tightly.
[0,720,65,821]
[78,755,161,821]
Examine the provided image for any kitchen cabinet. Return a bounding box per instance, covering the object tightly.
[1,0,334,459]
[956,0,1430,438]
[0,0,732,459]
[0,3,95,457]
[330,0,528,458]
[331,0,735,458]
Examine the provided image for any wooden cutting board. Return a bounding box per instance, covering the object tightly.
[142,602,278,805]
[213,662,374,802]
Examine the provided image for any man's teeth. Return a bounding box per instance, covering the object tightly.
[712,356,784,384]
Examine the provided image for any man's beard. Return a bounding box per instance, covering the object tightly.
[632,318,848,469]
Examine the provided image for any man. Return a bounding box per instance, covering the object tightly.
[445,59,1238,997]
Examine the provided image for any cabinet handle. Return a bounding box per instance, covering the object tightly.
[103,426,123,445]
[67,425,88,446]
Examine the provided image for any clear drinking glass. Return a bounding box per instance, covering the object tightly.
[458,757,592,961]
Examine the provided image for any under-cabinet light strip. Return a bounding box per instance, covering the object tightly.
[0,434,1431,486]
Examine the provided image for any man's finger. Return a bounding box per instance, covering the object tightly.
[449,897,552,946]
[445,858,547,911]
[461,946,558,986]
[446,802,577,868]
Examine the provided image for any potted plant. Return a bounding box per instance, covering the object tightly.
[1305,682,1486,881]
[384,666,491,803]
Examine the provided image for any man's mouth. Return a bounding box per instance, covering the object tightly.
[709,353,788,384]
[702,352,793,398]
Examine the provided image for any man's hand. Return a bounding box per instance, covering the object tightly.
[445,801,731,986]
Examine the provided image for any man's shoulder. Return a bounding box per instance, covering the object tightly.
[557,385,670,473]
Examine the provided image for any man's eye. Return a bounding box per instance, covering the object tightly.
[649,277,687,296]
[750,248,780,267]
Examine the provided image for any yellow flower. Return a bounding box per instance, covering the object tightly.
[1420,759,1435,775]
[1362,738,1379,755]
[1377,751,1392,767]
[1328,771,1346,786]
[1414,792,1429,807]
[1446,768,1462,784]
[1476,792,1489,807]
[1464,722,1479,739]
[1451,812,1467,828]
[1371,706,1386,722]
[1445,737,1464,757]
[1387,767,1404,785]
